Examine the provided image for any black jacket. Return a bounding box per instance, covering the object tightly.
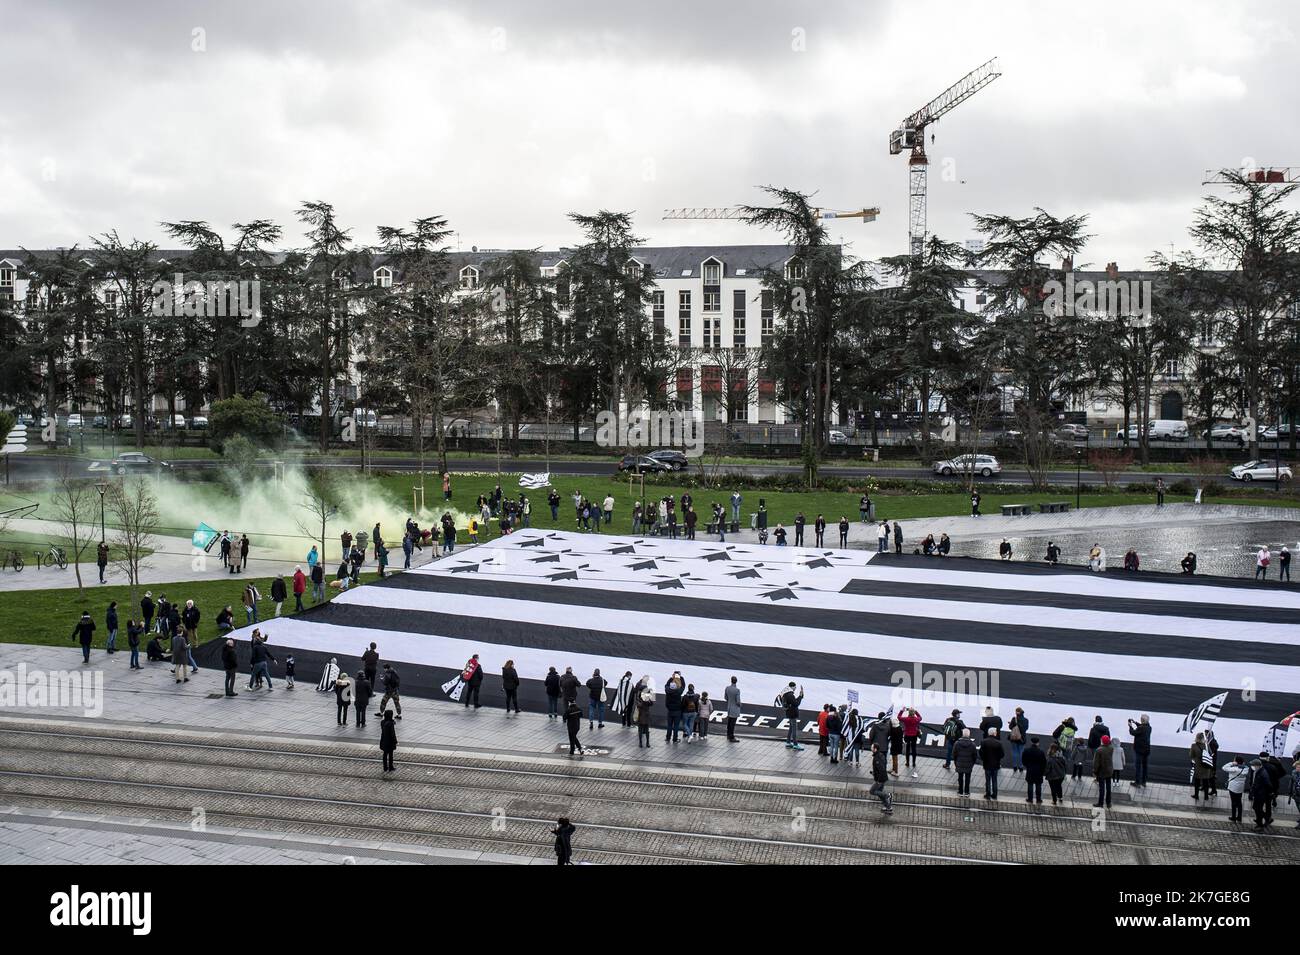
[664,680,684,712]
[182,606,200,629]
[544,670,560,697]
[382,668,400,692]
[1087,722,1110,749]
[354,675,373,706]
[1021,744,1047,783]
[1128,720,1152,755]
[379,718,397,753]
[979,736,1005,770]
[502,666,520,691]
[270,578,287,602]
[221,644,237,669]
[781,689,803,719]
[586,675,606,700]
[72,616,95,645]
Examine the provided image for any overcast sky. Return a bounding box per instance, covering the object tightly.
[1,0,1297,267]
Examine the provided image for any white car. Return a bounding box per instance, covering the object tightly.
[933,453,1001,477]
[828,429,849,445]
[67,413,84,429]
[1230,460,1292,482]
[1204,424,1247,445]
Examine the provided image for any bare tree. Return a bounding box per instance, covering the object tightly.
[50,465,98,598]
[296,472,340,567]
[106,477,159,612]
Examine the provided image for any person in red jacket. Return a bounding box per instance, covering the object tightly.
[292,565,307,612]
[900,707,923,776]
[817,704,832,756]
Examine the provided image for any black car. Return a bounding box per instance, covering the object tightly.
[109,452,172,475]
[647,449,690,471]
[617,454,669,475]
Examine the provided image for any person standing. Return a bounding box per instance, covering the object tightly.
[552,818,576,865]
[171,630,190,683]
[140,591,155,634]
[310,560,325,602]
[353,671,372,727]
[724,676,741,742]
[379,711,397,773]
[826,706,843,764]
[221,638,238,696]
[239,533,250,573]
[181,599,200,644]
[1249,758,1274,831]
[1221,755,1249,824]
[979,728,1004,800]
[292,566,306,612]
[949,727,976,795]
[602,494,615,526]
[839,517,850,548]
[685,506,697,541]
[1022,737,1047,803]
[663,673,684,743]
[1155,477,1166,507]
[1045,743,1068,804]
[502,660,521,714]
[462,654,484,708]
[615,671,634,727]
[564,699,584,756]
[1093,734,1114,808]
[893,521,903,554]
[1256,546,1271,580]
[1127,715,1152,787]
[970,490,981,517]
[242,582,260,624]
[1190,732,1215,800]
[71,610,95,664]
[1280,545,1292,582]
[96,541,109,584]
[248,633,276,691]
[817,704,832,756]
[544,666,561,719]
[814,514,826,547]
[730,490,742,525]
[794,512,806,546]
[869,744,894,814]
[900,706,922,775]
[559,665,580,711]
[442,472,452,501]
[941,709,966,769]
[586,670,608,729]
[126,619,143,670]
[334,670,353,726]
[1007,707,1028,773]
[877,520,889,553]
[635,686,653,748]
[781,682,804,750]
[105,601,119,654]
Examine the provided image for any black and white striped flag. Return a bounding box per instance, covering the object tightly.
[1177,691,1227,734]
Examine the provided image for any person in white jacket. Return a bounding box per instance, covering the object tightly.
[1222,754,1251,823]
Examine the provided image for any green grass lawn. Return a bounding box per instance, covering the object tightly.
[0,571,384,651]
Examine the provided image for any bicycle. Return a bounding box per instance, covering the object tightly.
[34,544,67,571]
[2,549,24,572]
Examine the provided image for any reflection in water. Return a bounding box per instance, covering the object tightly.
[951,521,1300,579]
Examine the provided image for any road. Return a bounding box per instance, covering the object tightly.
[1,452,1256,489]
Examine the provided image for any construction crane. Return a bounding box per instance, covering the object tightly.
[1202,166,1298,185]
[663,206,879,222]
[890,57,1002,258]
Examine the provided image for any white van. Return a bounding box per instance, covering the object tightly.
[1147,419,1189,440]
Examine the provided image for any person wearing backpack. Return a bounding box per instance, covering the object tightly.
[941,709,965,769]
[1222,755,1250,824]
[1007,707,1028,773]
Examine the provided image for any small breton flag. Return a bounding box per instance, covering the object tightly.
[1177,691,1227,734]
[519,472,551,490]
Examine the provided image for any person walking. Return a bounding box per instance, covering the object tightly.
[724,676,741,742]
[171,630,189,683]
[334,670,353,726]
[1093,734,1114,808]
[377,663,402,719]
[310,560,325,602]
[869,744,894,814]
[781,682,804,750]
[379,711,397,773]
[271,574,287,616]
[242,582,260,624]
[1022,737,1047,803]
[564,699,584,757]
[502,660,521,714]
[96,541,109,584]
[544,666,561,719]
[221,638,238,696]
[552,818,576,865]
[292,566,306,612]
[586,668,607,729]
[353,670,372,727]
[979,728,1004,800]
[1045,743,1068,804]
[71,610,96,664]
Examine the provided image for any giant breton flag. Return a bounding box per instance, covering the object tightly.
[245,529,1300,772]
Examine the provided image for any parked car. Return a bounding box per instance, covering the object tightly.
[933,453,1002,477]
[66,413,84,429]
[1056,423,1089,440]
[647,449,690,471]
[617,454,670,475]
[118,414,132,429]
[91,415,109,429]
[1261,424,1295,442]
[190,416,209,429]
[828,429,849,445]
[1230,460,1292,482]
[1203,423,1247,446]
[109,452,172,475]
[1148,419,1189,440]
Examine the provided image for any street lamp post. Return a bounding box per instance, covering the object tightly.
[1076,447,1082,511]
[94,482,108,544]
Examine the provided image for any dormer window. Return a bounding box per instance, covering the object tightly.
[784,258,805,281]
[374,267,393,288]
[702,260,722,285]
[459,266,480,289]
[332,270,350,291]
[0,267,14,288]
